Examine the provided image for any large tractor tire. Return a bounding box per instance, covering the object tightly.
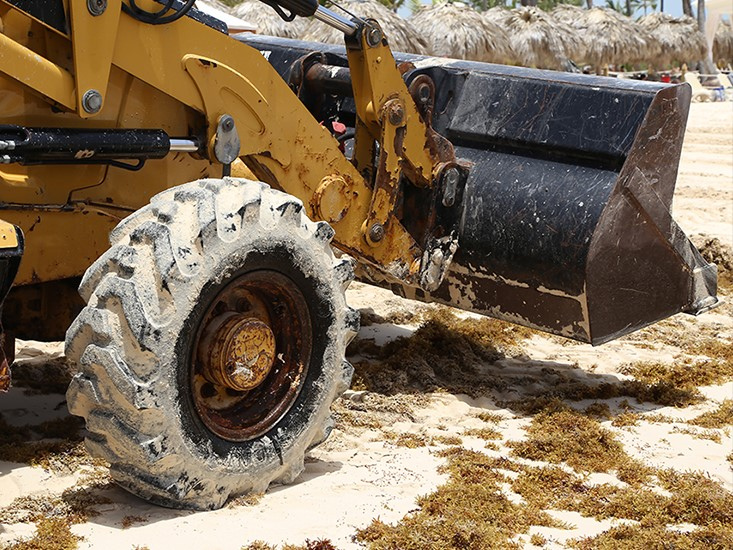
[65,178,358,510]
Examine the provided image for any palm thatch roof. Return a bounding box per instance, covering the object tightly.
[713,19,733,66]
[638,13,708,67]
[409,2,514,63]
[232,0,308,38]
[302,0,429,54]
[552,6,658,66]
[484,6,581,70]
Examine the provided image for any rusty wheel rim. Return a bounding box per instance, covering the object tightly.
[190,270,312,442]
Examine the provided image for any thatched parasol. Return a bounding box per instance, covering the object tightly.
[713,19,733,66]
[552,6,657,67]
[409,2,514,63]
[639,13,708,67]
[301,0,429,54]
[484,6,581,70]
[232,0,308,38]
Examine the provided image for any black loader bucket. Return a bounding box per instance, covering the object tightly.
[238,36,718,345]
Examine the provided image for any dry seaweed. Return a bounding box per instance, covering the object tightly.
[570,523,733,549]
[476,411,504,423]
[383,431,428,449]
[463,426,502,441]
[512,462,732,527]
[8,356,75,395]
[693,235,733,293]
[507,409,628,473]
[622,357,733,390]
[0,480,113,525]
[0,413,98,473]
[120,515,147,529]
[611,412,640,427]
[689,399,733,428]
[331,393,425,432]
[241,541,339,550]
[529,533,547,546]
[584,402,612,419]
[1,517,81,550]
[432,434,462,446]
[349,309,532,397]
[228,492,265,508]
[355,447,562,550]
[656,469,733,526]
[671,426,722,443]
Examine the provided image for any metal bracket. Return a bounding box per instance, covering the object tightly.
[214,114,241,165]
[68,0,122,117]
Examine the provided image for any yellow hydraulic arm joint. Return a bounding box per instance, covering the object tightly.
[0,0,460,290]
[68,0,122,117]
[344,19,464,287]
[347,21,436,253]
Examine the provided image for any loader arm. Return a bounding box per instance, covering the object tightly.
[0,0,454,290]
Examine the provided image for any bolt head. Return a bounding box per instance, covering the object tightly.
[87,0,107,16]
[441,167,461,207]
[366,26,382,48]
[388,103,405,126]
[442,167,460,186]
[368,223,385,242]
[82,89,103,114]
[220,115,235,132]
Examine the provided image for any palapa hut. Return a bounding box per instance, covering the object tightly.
[639,13,708,68]
[484,6,581,70]
[714,19,733,66]
[232,0,308,38]
[302,0,429,54]
[409,2,514,64]
[552,6,658,70]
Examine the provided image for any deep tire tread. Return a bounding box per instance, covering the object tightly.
[66,178,357,510]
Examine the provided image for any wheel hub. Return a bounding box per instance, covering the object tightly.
[199,313,277,392]
[190,270,312,442]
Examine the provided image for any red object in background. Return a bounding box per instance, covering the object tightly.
[661,74,671,83]
[332,121,347,152]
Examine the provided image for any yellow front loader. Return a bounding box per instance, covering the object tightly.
[0,0,718,509]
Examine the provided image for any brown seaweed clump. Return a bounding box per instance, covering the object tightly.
[349,309,534,397]
[693,235,733,292]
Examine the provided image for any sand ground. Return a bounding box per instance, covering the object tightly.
[0,101,731,550]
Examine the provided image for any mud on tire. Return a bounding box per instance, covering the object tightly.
[65,178,357,510]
